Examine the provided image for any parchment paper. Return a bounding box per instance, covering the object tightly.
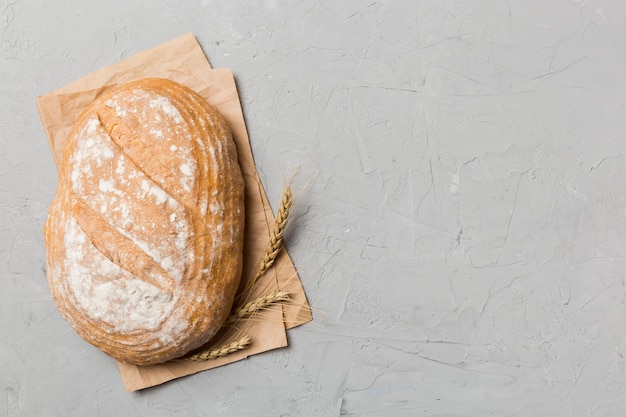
[35,33,311,392]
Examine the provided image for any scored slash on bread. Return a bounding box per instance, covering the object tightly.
[72,197,176,293]
[44,78,246,365]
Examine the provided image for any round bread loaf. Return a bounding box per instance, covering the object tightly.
[44,78,245,365]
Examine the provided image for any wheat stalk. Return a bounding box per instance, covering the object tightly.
[251,185,293,287]
[225,291,290,326]
[174,185,295,363]
[180,336,252,362]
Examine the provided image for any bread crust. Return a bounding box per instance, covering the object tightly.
[44,78,245,365]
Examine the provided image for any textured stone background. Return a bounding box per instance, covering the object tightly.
[2,0,626,415]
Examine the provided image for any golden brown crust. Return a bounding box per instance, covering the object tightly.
[44,78,245,365]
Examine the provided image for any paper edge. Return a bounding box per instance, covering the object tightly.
[40,33,208,98]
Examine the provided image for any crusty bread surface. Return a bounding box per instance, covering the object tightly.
[44,78,245,365]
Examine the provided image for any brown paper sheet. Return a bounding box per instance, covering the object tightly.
[35,33,311,391]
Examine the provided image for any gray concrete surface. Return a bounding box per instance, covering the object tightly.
[2,0,626,415]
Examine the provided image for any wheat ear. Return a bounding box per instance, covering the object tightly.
[251,185,293,287]
[225,291,290,326]
[180,336,252,362]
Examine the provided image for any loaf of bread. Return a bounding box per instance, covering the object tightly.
[44,78,245,365]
